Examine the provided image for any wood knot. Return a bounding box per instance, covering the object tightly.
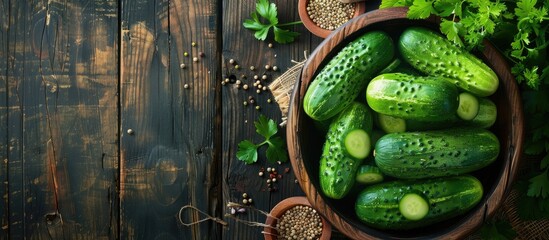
[44,212,63,226]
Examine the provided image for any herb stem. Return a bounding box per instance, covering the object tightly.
[277,21,303,27]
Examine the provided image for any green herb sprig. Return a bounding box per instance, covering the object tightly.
[243,0,302,44]
[236,115,288,164]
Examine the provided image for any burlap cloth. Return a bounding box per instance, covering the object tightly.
[270,62,549,239]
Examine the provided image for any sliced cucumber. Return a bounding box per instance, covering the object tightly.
[457,92,479,120]
[356,165,384,184]
[377,113,406,133]
[344,129,371,159]
[399,193,429,221]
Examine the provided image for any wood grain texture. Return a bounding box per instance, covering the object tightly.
[287,7,524,240]
[119,0,221,239]
[0,0,8,237]
[4,0,120,238]
[220,0,321,239]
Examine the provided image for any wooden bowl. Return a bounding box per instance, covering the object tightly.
[263,196,332,240]
[298,0,367,38]
[287,7,524,239]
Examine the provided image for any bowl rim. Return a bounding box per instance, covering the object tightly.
[263,196,332,240]
[298,0,367,38]
[287,6,524,239]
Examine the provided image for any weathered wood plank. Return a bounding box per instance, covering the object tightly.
[221,0,319,238]
[119,0,221,239]
[0,0,8,237]
[5,0,119,238]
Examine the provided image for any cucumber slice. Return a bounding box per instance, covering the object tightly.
[378,114,406,133]
[344,129,371,159]
[355,165,384,184]
[399,193,429,221]
[457,92,479,120]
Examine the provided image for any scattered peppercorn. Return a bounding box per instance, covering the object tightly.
[235,65,240,70]
[243,101,248,106]
[243,84,249,90]
[235,80,242,85]
[272,66,278,71]
[268,43,273,48]
[229,59,236,64]
[253,75,259,80]
[184,84,189,89]
[250,66,256,71]
[255,105,261,110]
[261,75,268,80]
[191,41,197,47]
[193,57,199,62]
[184,52,189,57]
[265,64,271,70]
[267,98,272,103]
[199,52,205,57]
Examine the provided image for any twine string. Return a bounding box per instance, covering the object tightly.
[177,204,228,227]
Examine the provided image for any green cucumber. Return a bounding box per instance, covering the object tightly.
[303,31,395,121]
[457,92,479,120]
[355,175,483,229]
[366,73,459,121]
[399,27,499,97]
[379,58,402,74]
[320,102,374,199]
[462,98,497,128]
[405,97,497,131]
[374,128,500,179]
[355,165,384,184]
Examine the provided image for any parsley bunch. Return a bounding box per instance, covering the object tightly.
[243,0,302,44]
[236,115,288,164]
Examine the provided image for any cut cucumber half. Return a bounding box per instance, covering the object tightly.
[344,129,371,159]
[355,165,384,184]
[378,114,406,133]
[399,193,429,221]
[457,92,479,120]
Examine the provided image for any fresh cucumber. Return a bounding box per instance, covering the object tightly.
[355,165,384,185]
[303,31,395,121]
[320,102,374,199]
[355,175,483,230]
[403,97,497,131]
[457,92,479,120]
[462,97,497,128]
[374,127,500,179]
[366,73,459,121]
[399,27,499,97]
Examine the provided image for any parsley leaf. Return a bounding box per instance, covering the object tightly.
[243,0,301,44]
[236,115,288,164]
[478,219,517,240]
[408,0,436,19]
[527,168,549,198]
[236,140,259,164]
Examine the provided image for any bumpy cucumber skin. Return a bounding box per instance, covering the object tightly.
[406,97,498,131]
[355,175,483,230]
[375,128,500,179]
[399,27,499,97]
[320,102,373,199]
[366,73,459,121]
[303,31,395,121]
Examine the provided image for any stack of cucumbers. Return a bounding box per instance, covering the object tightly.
[303,27,501,230]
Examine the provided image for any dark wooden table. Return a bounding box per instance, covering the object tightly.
[0,0,374,239]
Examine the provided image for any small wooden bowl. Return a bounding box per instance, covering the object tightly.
[287,7,524,239]
[298,0,367,38]
[263,196,332,240]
